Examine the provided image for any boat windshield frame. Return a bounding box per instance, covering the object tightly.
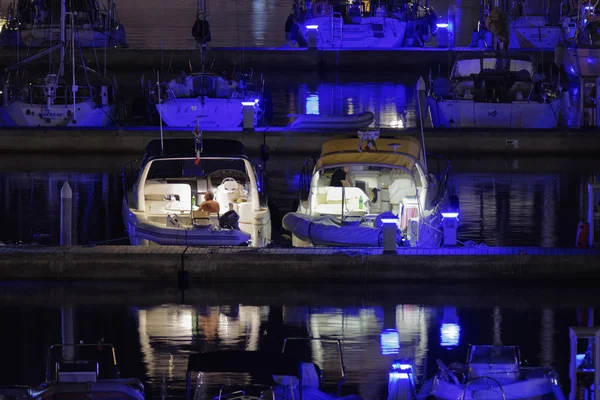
[450,53,536,82]
[467,344,521,365]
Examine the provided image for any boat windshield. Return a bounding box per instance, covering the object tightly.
[468,345,518,365]
[453,57,534,78]
[145,158,248,184]
[46,344,119,382]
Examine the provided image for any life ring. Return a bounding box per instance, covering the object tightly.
[312,0,331,16]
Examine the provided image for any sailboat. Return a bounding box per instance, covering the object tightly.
[0,0,127,48]
[0,0,121,127]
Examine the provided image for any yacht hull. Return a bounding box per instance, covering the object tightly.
[156,98,250,129]
[297,17,406,48]
[428,377,565,400]
[428,98,561,129]
[0,26,127,48]
[0,101,117,127]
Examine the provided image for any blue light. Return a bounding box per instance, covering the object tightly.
[241,101,255,106]
[306,93,319,115]
[306,25,319,29]
[380,329,400,355]
[436,23,448,28]
[441,212,459,219]
[381,218,399,224]
[440,323,460,347]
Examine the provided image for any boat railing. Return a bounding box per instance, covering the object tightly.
[461,376,506,400]
[121,159,142,196]
[298,156,317,202]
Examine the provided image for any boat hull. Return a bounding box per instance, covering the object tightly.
[508,17,565,50]
[428,98,561,129]
[157,98,251,129]
[0,101,118,127]
[30,381,144,400]
[563,46,600,81]
[428,376,565,400]
[0,26,127,48]
[297,17,406,49]
[290,111,375,130]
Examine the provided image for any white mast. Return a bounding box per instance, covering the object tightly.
[59,0,66,77]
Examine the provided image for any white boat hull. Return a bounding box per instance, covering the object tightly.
[0,26,127,48]
[157,98,248,129]
[428,98,561,129]
[509,17,564,50]
[0,101,117,127]
[298,17,406,48]
[428,377,565,400]
[563,46,600,81]
[290,111,375,130]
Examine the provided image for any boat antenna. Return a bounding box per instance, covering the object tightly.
[416,76,428,175]
[157,71,164,155]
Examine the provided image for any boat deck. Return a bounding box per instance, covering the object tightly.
[0,244,598,282]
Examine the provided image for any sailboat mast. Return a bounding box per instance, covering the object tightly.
[59,0,66,77]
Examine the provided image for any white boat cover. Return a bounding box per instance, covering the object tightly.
[283,213,399,246]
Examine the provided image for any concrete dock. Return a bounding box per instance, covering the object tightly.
[0,47,558,72]
[0,245,598,283]
[1,126,598,155]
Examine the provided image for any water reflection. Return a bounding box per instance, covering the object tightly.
[0,281,590,399]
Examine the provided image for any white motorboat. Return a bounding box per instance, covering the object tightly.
[0,0,120,127]
[186,338,363,400]
[290,111,375,130]
[560,2,600,82]
[122,138,271,247]
[145,69,265,129]
[283,131,456,248]
[30,343,145,400]
[0,0,127,48]
[419,345,565,400]
[289,0,437,49]
[427,51,561,129]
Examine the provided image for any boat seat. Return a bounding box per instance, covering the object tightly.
[144,183,192,214]
[300,362,320,389]
[315,186,368,214]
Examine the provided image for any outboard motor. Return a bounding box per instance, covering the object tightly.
[219,210,240,230]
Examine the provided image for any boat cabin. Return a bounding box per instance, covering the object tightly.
[129,139,267,228]
[433,52,538,103]
[304,136,441,231]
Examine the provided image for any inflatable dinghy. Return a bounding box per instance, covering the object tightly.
[132,220,251,246]
[283,213,401,246]
[290,111,375,130]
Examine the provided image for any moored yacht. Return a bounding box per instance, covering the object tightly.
[29,343,145,400]
[121,138,271,247]
[283,131,455,247]
[0,0,127,48]
[419,345,565,400]
[427,51,561,129]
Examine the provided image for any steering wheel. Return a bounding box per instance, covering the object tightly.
[436,359,460,385]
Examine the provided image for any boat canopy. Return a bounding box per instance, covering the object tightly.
[452,51,535,79]
[315,137,422,172]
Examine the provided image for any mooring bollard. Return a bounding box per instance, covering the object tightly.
[60,181,72,246]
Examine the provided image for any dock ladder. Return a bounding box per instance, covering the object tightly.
[332,12,343,46]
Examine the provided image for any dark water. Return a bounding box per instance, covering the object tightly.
[0,282,597,399]
[0,153,598,247]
